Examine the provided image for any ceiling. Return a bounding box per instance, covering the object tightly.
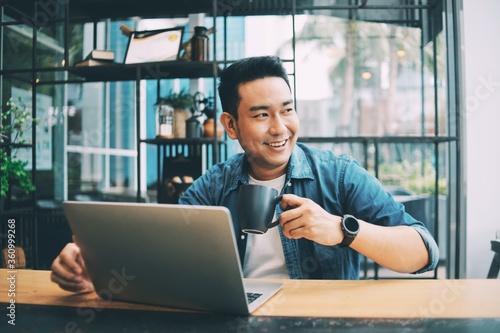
[3,0,441,25]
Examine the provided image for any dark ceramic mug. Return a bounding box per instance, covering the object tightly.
[238,184,283,234]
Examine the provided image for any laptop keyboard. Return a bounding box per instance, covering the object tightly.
[246,292,263,304]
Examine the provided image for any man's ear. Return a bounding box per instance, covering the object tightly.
[220,112,238,140]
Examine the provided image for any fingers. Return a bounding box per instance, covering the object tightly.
[279,196,306,239]
[284,224,304,240]
[280,193,303,210]
[50,271,93,293]
[279,194,306,235]
[281,218,308,240]
[58,243,83,275]
[50,243,94,293]
[278,195,342,246]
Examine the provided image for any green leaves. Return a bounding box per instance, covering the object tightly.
[0,150,35,198]
[158,89,194,110]
[0,97,37,198]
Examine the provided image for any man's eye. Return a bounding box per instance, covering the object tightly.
[284,108,294,113]
[253,113,268,118]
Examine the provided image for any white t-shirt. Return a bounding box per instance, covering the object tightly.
[242,174,290,279]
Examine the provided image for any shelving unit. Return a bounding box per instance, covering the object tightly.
[67,57,224,202]
[2,0,230,204]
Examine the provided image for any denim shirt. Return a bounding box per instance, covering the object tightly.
[179,142,439,280]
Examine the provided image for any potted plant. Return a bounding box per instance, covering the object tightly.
[0,97,37,208]
[159,89,193,138]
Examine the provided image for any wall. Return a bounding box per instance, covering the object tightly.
[461,0,500,278]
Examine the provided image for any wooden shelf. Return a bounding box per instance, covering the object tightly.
[68,60,219,82]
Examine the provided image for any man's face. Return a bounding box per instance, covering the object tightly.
[224,76,300,180]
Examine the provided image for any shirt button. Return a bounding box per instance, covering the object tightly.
[241,235,245,240]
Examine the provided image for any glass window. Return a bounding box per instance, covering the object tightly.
[2,22,34,71]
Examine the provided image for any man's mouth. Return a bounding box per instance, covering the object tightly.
[266,139,287,148]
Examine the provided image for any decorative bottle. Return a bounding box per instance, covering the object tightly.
[191,26,209,61]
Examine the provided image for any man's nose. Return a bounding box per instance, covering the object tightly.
[269,116,287,135]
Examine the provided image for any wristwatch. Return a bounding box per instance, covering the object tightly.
[339,214,360,248]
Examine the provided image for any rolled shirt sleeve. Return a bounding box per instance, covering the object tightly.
[410,224,440,273]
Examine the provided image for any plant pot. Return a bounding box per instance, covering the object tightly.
[174,108,191,138]
[203,118,223,138]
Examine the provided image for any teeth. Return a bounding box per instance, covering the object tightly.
[268,140,286,147]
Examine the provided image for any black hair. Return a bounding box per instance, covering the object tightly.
[218,56,291,119]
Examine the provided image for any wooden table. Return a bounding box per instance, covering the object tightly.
[1,269,500,332]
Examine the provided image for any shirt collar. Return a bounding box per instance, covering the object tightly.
[228,142,315,191]
[287,143,315,181]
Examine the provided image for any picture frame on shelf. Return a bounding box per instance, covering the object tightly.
[124,27,184,64]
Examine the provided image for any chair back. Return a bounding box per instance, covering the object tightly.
[2,247,26,269]
[487,231,500,279]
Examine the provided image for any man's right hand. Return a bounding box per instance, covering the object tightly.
[50,242,95,293]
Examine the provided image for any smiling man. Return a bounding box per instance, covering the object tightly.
[50,56,438,293]
[179,56,439,280]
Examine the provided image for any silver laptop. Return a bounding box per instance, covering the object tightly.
[62,201,283,315]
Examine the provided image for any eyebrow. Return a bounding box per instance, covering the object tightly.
[249,99,294,112]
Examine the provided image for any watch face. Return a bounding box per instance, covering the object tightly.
[344,216,360,234]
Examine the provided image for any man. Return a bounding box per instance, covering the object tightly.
[51,56,438,292]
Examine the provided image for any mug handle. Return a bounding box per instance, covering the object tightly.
[266,195,283,229]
